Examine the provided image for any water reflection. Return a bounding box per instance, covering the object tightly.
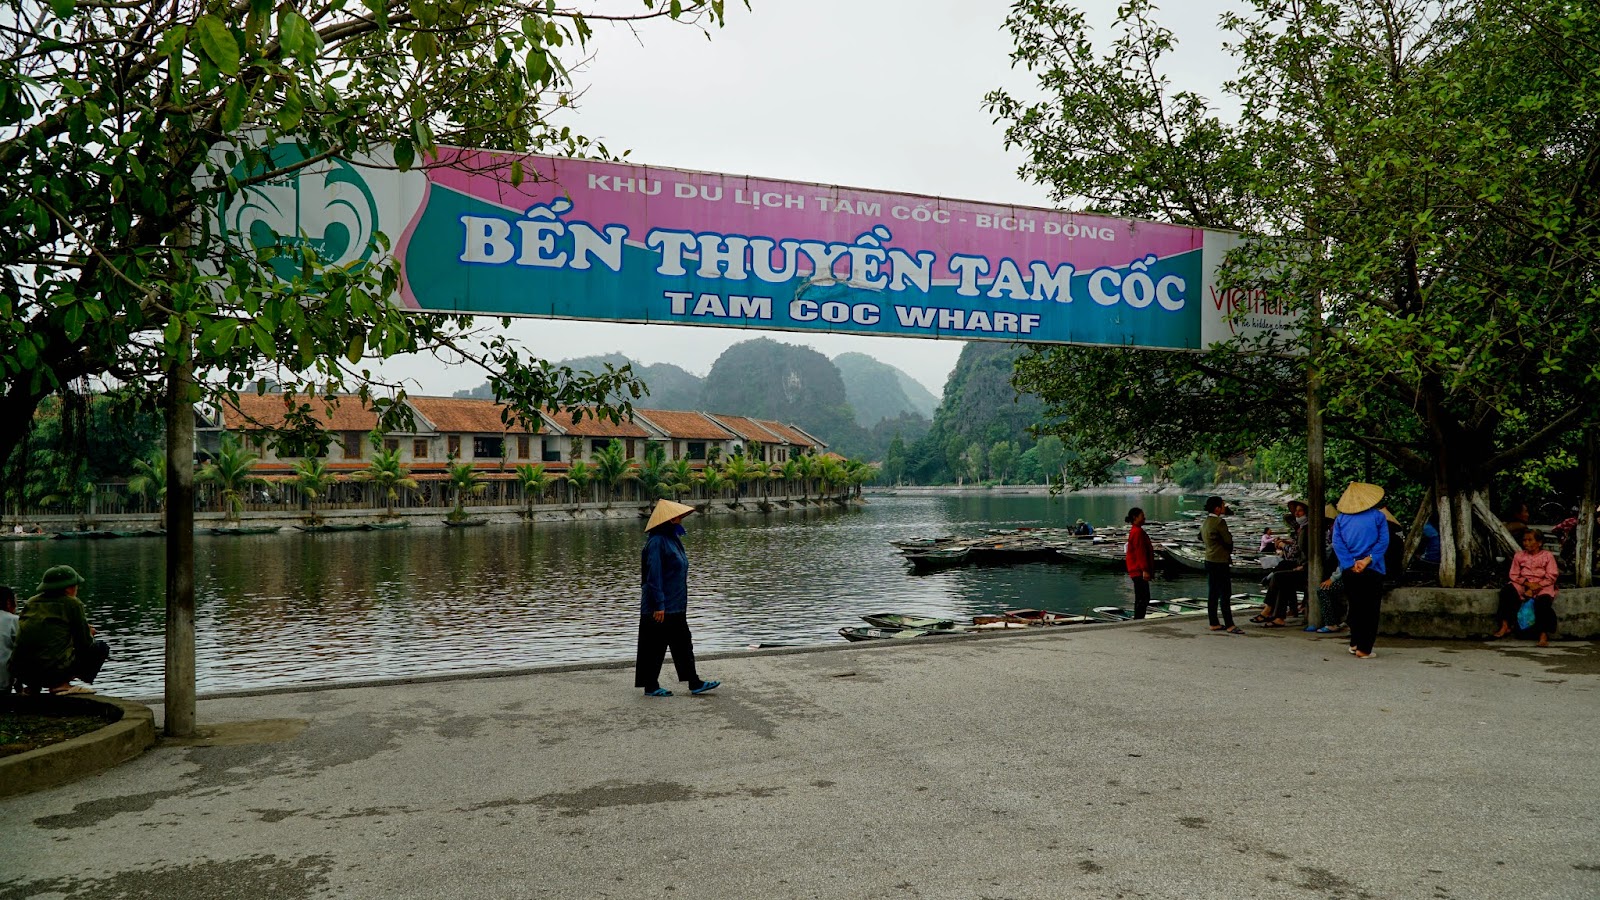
[0,494,1213,697]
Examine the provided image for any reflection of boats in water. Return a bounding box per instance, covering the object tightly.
[445,517,490,528]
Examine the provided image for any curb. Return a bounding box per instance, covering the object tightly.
[0,695,157,800]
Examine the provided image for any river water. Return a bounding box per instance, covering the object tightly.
[1,493,1220,698]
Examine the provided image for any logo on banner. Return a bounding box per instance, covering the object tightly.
[220,142,381,282]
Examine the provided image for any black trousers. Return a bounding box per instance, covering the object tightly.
[634,613,700,690]
[20,639,109,689]
[1496,585,1558,634]
[1131,577,1151,619]
[1266,569,1307,618]
[1205,562,1234,627]
[1344,569,1385,654]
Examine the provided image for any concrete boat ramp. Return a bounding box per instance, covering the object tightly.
[1,622,1597,899]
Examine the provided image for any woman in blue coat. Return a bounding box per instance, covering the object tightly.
[635,499,720,697]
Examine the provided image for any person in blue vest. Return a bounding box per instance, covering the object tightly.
[635,499,720,698]
[1332,482,1390,659]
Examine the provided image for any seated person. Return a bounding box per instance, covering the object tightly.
[1419,520,1441,566]
[1493,529,1559,647]
[12,565,109,695]
[1258,527,1276,553]
[0,586,16,694]
[1073,519,1094,536]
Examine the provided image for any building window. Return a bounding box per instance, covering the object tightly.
[384,438,399,453]
[517,436,530,459]
[687,441,707,461]
[342,432,363,459]
[591,439,610,456]
[541,439,561,463]
[447,435,461,458]
[413,439,428,459]
[474,436,504,459]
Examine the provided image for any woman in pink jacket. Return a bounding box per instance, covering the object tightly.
[1493,529,1559,646]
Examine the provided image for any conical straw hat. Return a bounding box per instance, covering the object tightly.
[1336,482,1385,515]
[646,499,696,532]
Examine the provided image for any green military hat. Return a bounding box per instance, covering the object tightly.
[36,564,84,594]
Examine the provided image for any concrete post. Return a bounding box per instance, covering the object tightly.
[163,326,196,738]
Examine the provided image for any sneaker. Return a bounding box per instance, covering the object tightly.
[690,680,721,695]
[645,687,672,697]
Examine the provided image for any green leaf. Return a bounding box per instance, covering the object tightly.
[48,0,74,19]
[195,15,241,76]
[275,86,304,131]
[393,137,414,171]
[510,159,524,187]
[221,81,247,132]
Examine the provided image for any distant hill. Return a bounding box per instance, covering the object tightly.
[701,338,868,455]
[832,352,939,426]
[907,342,1047,482]
[559,354,704,410]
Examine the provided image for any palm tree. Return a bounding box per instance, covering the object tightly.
[779,457,800,501]
[354,447,418,518]
[592,439,640,507]
[637,443,669,501]
[565,460,594,507]
[664,458,697,499]
[515,463,554,517]
[721,455,756,505]
[698,466,729,509]
[198,436,265,524]
[843,459,877,499]
[817,456,845,502]
[292,457,339,524]
[127,451,167,526]
[446,461,486,521]
[794,453,818,502]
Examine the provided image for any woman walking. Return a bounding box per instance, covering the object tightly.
[1200,496,1242,633]
[635,499,720,697]
[1124,507,1156,619]
[1332,482,1390,659]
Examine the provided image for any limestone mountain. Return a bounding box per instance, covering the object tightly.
[700,338,868,455]
[832,352,939,427]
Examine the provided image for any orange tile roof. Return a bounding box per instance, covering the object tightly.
[408,396,537,434]
[544,406,650,438]
[220,393,382,433]
[707,414,784,444]
[634,409,737,440]
[753,419,821,448]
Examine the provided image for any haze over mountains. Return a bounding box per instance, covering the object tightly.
[454,337,1047,477]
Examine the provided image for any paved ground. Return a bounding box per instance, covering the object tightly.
[2,620,1597,900]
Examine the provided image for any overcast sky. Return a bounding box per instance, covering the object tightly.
[381,0,1237,398]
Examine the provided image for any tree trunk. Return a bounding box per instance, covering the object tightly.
[1469,489,1521,557]
[1578,430,1596,587]
[1435,489,1458,587]
[1305,346,1326,627]
[1399,487,1435,575]
[1453,491,1475,574]
[163,331,196,739]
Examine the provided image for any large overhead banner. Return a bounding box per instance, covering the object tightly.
[216,142,1296,350]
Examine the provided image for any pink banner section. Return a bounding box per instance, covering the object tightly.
[415,148,1204,277]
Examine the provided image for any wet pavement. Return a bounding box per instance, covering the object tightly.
[2,621,1597,899]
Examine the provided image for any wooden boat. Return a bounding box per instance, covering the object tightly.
[1158,544,1271,577]
[968,617,1034,630]
[52,530,119,539]
[1051,545,1126,569]
[445,517,490,528]
[903,547,969,571]
[365,520,410,531]
[890,536,950,550]
[838,625,964,642]
[1164,597,1262,614]
[1002,608,1101,626]
[207,525,282,536]
[1092,606,1177,621]
[0,532,52,542]
[860,613,963,631]
[296,521,370,533]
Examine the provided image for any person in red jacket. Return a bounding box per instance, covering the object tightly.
[1124,507,1156,619]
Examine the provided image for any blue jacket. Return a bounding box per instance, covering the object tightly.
[640,528,689,615]
[1333,507,1390,574]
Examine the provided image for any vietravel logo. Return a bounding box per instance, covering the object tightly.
[219,142,382,282]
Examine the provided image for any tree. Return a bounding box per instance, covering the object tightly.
[127,451,169,525]
[565,460,594,506]
[514,463,554,516]
[1034,435,1065,487]
[446,461,485,521]
[882,435,907,486]
[989,441,1018,485]
[592,440,639,507]
[989,0,1600,584]
[663,458,698,499]
[721,455,758,503]
[966,442,988,483]
[291,457,337,524]
[637,443,669,501]
[698,466,730,506]
[0,1,739,470]
[198,435,264,523]
[354,447,417,518]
